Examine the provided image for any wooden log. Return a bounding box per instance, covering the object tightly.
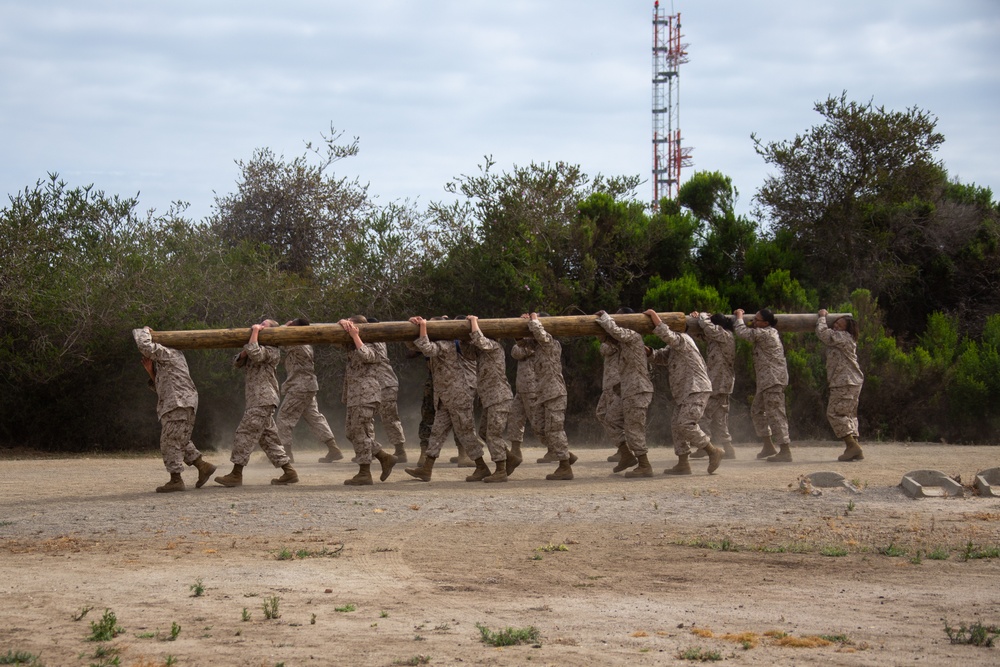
[147,312,851,350]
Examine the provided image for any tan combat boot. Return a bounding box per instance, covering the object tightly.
[318,440,344,463]
[373,449,397,481]
[536,448,558,464]
[510,440,523,461]
[191,457,217,489]
[613,444,638,473]
[215,464,244,487]
[405,455,436,482]
[156,472,185,493]
[664,454,692,475]
[271,463,299,485]
[545,459,574,481]
[607,447,621,462]
[624,453,654,478]
[483,462,508,483]
[690,448,708,459]
[465,457,491,482]
[416,443,428,468]
[722,443,737,460]
[344,464,373,486]
[705,444,724,474]
[505,449,523,476]
[767,442,793,463]
[455,444,476,468]
[838,435,864,462]
[393,444,408,463]
[756,435,777,459]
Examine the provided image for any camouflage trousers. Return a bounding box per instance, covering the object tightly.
[622,392,653,457]
[480,400,511,462]
[276,391,337,449]
[595,387,624,446]
[670,392,713,456]
[700,393,733,447]
[230,405,290,467]
[826,384,861,439]
[345,403,383,464]
[504,391,542,445]
[539,395,570,461]
[750,385,790,445]
[426,397,485,461]
[160,407,203,474]
[378,387,406,448]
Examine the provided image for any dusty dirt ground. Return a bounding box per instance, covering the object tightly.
[1,442,999,666]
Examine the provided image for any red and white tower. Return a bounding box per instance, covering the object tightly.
[652,2,692,204]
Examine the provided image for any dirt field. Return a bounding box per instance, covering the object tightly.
[1,442,999,666]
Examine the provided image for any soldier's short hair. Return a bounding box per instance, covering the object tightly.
[758,309,777,327]
[710,313,734,331]
[289,317,310,327]
[349,315,368,324]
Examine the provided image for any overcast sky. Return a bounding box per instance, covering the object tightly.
[2,1,997,222]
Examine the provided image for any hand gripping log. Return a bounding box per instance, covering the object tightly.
[146,313,851,350]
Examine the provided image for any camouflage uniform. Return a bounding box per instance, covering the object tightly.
[595,339,625,448]
[597,313,653,456]
[691,313,735,447]
[650,324,714,456]
[526,318,570,461]
[371,342,406,451]
[133,328,204,474]
[341,342,384,464]
[230,341,290,468]
[276,344,337,452]
[504,339,544,445]
[733,318,790,446]
[817,317,864,438]
[414,336,486,460]
[469,329,513,462]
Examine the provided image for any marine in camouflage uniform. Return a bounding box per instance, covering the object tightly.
[816,309,864,462]
[466,315,519,482]
[733,308,792,462]
[688,312,737,460]
[596,310,655,477]
[215,320,298,487]
[338,317,396,485]
[133,327,217,493]
[504,335,544,464]
[595,332,625,463]
[404,316,487,482]
[276,318,342,464]
[648,310,724,475]
[525,313,576,481]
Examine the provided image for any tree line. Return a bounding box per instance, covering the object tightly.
[1,96,998,452]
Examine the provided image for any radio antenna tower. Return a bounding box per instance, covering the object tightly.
[652,1,692,204]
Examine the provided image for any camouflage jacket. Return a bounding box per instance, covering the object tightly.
[691,313,736,395]
[133,328,198,420]
[469,329,513,407]
[370,342,400,391]
[281,344,319,395]
[342,343,381,407]
[733,319,788,389]
[234,342,281,409]
[816,317,864,387]
[597,312,653,398]
[510,338,538,397]
[526,318,567,403]
[414,336,477,407]
[650,323,713,400]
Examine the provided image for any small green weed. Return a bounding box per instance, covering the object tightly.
[311,613,317,625]
[334,604,357,613]
[879,543,906,557]
[190,578,205,597]
[88,610,124,642]
[87,644,120,666]
[820,546,848,557]
[262,596,281,620]
[165,657,177,667]
[168,621,181,641]
[380,610,389,618]
[961,541,1000,561]
[819,633,852,644]
[846,500,855,513]
[135,632,156,639]
[275,548,294,561]
[392,656,431,666]
[678,647,723,661]
[72,606,93,622]
[534,543,569,553]
[926,547,950,560]
[945,620,1000,647]
[475,623,541,647]
[0,649,43,665]
[241,607,251,622]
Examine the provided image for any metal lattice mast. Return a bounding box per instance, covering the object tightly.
[652,1,692,204]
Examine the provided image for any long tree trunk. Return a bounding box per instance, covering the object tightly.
[146,313,849,350]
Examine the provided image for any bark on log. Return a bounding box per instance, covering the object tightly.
[146,313,851,350]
